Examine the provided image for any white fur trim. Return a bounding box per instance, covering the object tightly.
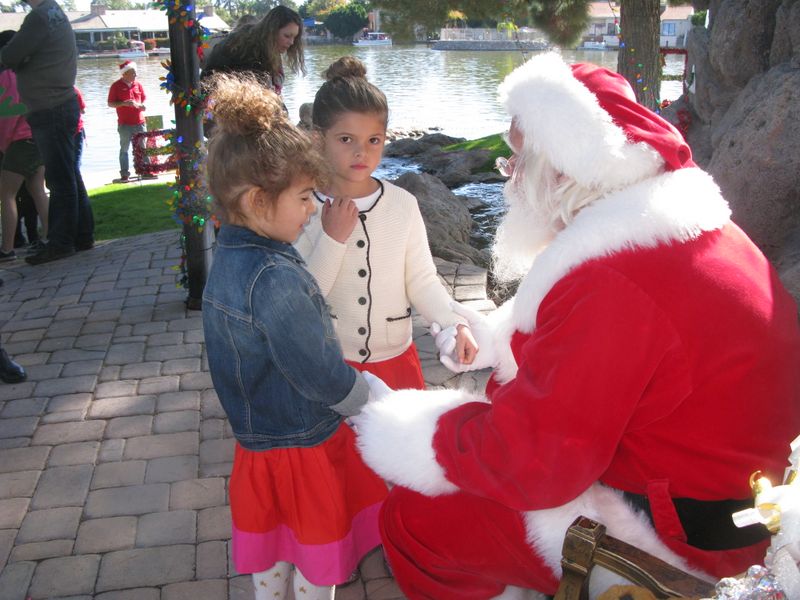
[490,586,547,600]
[523,484,713,595]
[498,53,664,191]
[490,168,730,384]
[354,388,487,496]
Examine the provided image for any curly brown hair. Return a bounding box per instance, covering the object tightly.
[225,5,305,78]
[312,56,388,132]
[205,73,326,223]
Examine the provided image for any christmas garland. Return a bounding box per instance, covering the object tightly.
[152,0,213,292]
[151,0,210,61]
[131,129,179,175]
[659,99,692,140]
[159,59,206,115]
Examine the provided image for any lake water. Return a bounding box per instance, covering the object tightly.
[75,45,685,175]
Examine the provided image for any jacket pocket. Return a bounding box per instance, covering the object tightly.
[385,308,411,347]
[326,313,339,340]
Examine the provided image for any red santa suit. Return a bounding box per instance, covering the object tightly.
[353,54,800,599]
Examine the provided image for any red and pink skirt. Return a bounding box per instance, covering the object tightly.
[229,423,388,585]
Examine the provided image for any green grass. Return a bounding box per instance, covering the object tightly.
[86,133,508,241]
[89,182,180,241]
[442,132,510,171]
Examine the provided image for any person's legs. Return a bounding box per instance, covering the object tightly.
[17,184,40,245]
[293,567,335,600]
[73,129,94,249]
[380,486,560,600]
[252,561,292,600]
[26,96,81,263]
[24,166,49,240]
[118,124,137,179]
[0,343,26,383]
[131,123,147,175]
[0,169,24,256]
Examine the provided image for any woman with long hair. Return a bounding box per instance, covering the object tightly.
[201,5,305,96]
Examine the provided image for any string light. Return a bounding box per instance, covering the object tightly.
[152,0,213,290]
[152,0,210,61]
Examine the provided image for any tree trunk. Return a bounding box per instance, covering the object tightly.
[618,0,662,110]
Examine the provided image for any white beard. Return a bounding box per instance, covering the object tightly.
[491,176,557,284]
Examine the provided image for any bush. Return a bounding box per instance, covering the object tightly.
[691,10,707,27]
[97,39,118,51]
[155,37,170,48]
[143,38,157,50]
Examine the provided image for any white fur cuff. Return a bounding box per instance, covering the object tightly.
[355,388,486,496]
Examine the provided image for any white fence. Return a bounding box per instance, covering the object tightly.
[439,27,546,43]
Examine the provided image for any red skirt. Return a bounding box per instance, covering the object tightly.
[347,342,426,390]
[229,423,388,584]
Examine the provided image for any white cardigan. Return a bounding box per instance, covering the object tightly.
[295,180,464,363]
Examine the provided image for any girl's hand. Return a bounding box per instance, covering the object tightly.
[455,324,479,365]
[321,198,359,243]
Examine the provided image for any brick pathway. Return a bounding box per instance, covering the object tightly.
[0,230,494,600]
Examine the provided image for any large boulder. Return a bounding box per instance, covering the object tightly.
[686,25,735,126]
[769,0,800,66]
[384,133,465,158]
[392,172,490,268]
[707,63,800,260]
[708,0,781,90]
[685,0,800,304]
[419,147,494,187]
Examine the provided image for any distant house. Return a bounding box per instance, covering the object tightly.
[0,3,230,48]
[583,2,694,49]
[585,2,621,48]
[660,5,694,48]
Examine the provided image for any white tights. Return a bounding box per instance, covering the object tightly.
[252,562,335,600]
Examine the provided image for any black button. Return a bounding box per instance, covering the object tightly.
[358,349,367,356]
[359,214,367,221]
[358,327,366,335]
[358,297,366,305]
[358,269,366,277]
[356,240,365,248]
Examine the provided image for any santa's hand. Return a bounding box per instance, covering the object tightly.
[439,302,497,372]
[430,322,457,358]
[362,371,393,402]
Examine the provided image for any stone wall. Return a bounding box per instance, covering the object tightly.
[663,0,800,304]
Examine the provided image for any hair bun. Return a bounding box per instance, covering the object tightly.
[207,73,287,136]
[322,56,367,81]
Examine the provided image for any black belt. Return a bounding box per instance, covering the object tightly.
[622,491,770,551]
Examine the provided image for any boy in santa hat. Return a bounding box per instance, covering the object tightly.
[107,60,155,182]
[353,53,800,599]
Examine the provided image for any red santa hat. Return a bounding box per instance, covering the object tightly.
[119,60,137,75]
[498,53,695,191]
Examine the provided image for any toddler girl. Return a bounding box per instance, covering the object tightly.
[202,73,387,600]
[295,56,478,389]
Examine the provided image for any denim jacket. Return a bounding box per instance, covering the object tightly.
[202,225,369,450]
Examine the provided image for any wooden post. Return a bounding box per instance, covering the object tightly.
[168,4,213,310]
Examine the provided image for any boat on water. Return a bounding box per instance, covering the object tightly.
[353,32,392,46]
[119,40,148,59]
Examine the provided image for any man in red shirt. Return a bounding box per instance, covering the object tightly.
[107,60,154,182]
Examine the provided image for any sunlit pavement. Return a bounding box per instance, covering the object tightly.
[0,226,494,599]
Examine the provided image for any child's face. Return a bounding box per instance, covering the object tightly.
[321,111,386,193]
[247,176,317,243]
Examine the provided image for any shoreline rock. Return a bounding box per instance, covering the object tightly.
[385,132,506,188]
[393,172,491,268]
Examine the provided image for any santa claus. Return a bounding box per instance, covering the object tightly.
[353,53,800,599]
